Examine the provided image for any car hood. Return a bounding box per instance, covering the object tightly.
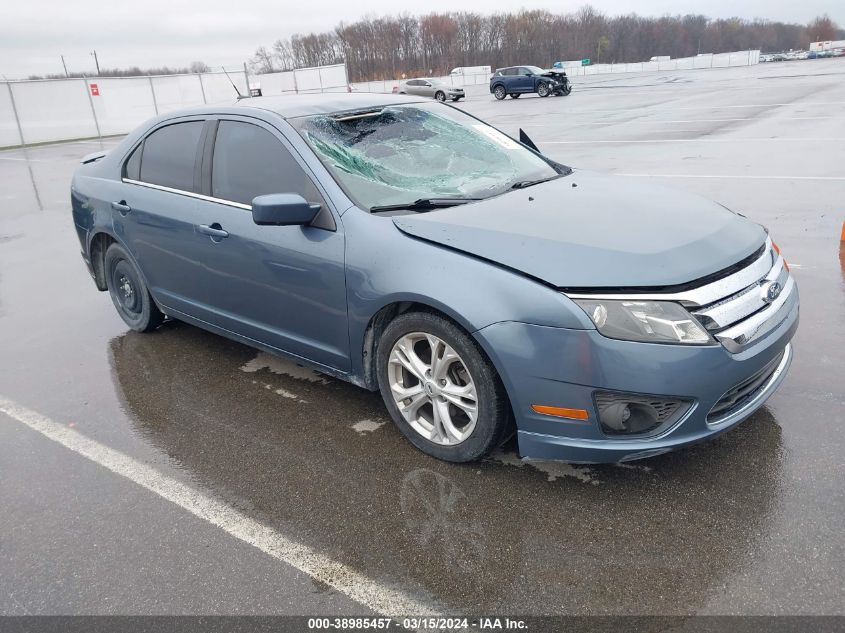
[391,171,767,289]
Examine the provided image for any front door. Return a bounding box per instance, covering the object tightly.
[190,118,349,371]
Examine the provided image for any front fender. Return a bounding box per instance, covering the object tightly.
[343,208,594,379]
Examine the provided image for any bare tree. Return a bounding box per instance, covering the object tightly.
[251,8,840,82]
[250,46,275,74]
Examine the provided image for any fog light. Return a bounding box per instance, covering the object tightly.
[594,391,691,436]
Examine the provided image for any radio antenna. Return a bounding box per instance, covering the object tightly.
[221,66,247,100]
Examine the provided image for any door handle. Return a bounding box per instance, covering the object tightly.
[111,200,131,215]
[198,223,229,239]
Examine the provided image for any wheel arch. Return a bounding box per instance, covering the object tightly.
[359,298,478,391]
[88,230,119,291]
[87,230,159,310]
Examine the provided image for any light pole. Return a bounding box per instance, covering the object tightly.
[60,55,69,77]
[90,50,101,76]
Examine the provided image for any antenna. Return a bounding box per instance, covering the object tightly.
[221,66,247,100]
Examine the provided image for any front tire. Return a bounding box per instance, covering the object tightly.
[104,243,164,333]
[434,91,446,102]
[493,85,506,100]
[377,312,510,462]
[537,82,550,97]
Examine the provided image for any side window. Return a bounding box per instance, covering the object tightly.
[503,68,517,76]
[211,121,324,207]
[139,121,204,191]
[124,144,142,180]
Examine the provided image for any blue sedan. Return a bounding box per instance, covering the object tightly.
[71,93,797,463]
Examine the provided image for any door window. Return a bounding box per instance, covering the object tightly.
[211,121,324,207]
[138,121,204,191]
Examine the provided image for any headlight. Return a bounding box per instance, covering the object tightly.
[573,299,714,345]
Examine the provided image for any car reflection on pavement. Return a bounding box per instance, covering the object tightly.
[108,321,785,614]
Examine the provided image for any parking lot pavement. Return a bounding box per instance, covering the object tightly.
[1,59,843,616]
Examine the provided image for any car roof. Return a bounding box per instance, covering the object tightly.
[239,92,426,119]
[161,92,428,122]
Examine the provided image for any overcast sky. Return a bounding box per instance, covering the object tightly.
[2,0,841,78]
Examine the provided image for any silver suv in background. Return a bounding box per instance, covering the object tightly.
[398,78,464,101]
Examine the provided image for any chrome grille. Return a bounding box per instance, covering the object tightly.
[686,239,796,352]
[566,237,798,354]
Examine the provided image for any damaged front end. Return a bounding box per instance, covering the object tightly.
[541,69,572,96]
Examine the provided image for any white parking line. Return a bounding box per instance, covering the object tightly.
[539,116,842,125]
[0,156,54,162]
[0,396,439,618]
[612,173,845,181]
[557,101,845,115]
[542,138,845,144]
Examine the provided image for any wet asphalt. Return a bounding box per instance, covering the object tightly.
[0,60,843,616]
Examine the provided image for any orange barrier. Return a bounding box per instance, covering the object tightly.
[841,220,845,242]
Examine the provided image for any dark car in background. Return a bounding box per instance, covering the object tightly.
[71,93,797,465]
[490,66,571,100]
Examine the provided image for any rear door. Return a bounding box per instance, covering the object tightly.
[189,117,349,371]
[117,118,212,314]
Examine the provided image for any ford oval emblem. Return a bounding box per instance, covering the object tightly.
[761,281,782,304]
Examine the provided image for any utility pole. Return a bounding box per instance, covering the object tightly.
[61,55,69,77]
[90,50,100,76]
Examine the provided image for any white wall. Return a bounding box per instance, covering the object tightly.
[349,49,760,93]
[0,85,22,147]
[10,79,98,145]
[254,64,348,95]
[0,65,347,148]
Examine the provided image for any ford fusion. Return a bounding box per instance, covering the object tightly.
[71,94,798,463]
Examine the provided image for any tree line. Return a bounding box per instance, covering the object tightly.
[250,8,843,81]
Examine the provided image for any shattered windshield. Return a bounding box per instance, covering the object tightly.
[290,103,559,211]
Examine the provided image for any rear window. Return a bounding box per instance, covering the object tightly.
[139,121,204,191]
[124,144,142,180]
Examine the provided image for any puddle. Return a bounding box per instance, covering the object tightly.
[241,352,330,383]
[488,449,601,485]
[351,419,386,435]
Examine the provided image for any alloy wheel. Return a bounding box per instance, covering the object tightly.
[387,332,478,445]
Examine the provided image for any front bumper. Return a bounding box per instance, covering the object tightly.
[473,293,798,463]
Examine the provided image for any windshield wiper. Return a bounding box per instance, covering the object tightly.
[369,197,482,213]
[510,174,563,189]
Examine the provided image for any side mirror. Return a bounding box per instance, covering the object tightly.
[252,193,320,226]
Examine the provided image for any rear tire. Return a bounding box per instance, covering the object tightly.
[104,243,164,333]
[377,312,510,462]
[493,85,506,100]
